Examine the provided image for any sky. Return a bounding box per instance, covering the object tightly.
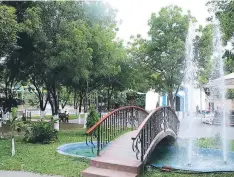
[106,0,210,41]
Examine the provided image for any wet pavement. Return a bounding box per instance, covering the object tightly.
[178,116,234,139]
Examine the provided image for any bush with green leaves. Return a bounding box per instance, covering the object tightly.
[86,105,99,129]
[23,122,57,144]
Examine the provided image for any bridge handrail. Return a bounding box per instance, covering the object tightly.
[86,106,149,156]
[86,106,148,135]
[132,106,180,162]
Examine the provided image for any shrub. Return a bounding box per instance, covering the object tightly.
[86,105,99,129]
[15,121,30,134]
[23,121,57,144]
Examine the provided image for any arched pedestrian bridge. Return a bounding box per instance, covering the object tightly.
[82,106,180,177]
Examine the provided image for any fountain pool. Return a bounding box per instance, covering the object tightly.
[57,142,98,159]
[150,143,234,172]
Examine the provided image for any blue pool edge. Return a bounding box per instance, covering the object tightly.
[57,142,94,159]
[56,141,111,159]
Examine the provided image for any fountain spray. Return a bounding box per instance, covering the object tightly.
[184,22,197,166]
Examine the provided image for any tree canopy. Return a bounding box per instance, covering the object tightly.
[128,6,190,108]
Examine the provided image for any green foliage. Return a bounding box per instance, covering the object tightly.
[146,6,189,93]
[127,36,153,92]
[194,25,213,84]
[0,4,22,114]
[23,122,57,144]
[208,0,234,42]
[129,5,190,108]
[11,107,18,119]
[59,86,72,108]
[207,0,234,76]
[15,121,30,134]
[0,5,19,58]
[24,92,39,108]
[86,105,99,129]
[126,92,145,108]
[226,89,234,99]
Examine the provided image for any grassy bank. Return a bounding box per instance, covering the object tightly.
[1,132,234,177]
[0,128,89,177]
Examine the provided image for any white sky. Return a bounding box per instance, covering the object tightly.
[106,0,210,41]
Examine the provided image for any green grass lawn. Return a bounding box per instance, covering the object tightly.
[1,131,234,177]
[31,114,84,120]
[0,128,89,177]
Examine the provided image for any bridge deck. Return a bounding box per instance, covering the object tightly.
[82,131,142,177]
[96,130,140,166]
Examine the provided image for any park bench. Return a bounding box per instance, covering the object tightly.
[59,112,69,123]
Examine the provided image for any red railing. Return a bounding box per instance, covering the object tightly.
[86,106,149,156]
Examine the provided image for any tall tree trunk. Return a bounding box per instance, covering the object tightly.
[48,93,55,116]
[11,125,15,156]
[167,94,170,106]
[74,90,79,115]
[79,92,83,113]
[32,79,48,120]
[168,92,175,109]
[48,90,59,130]
[107,87,110,111]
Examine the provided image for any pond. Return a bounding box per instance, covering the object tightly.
[57,142,98,159]
[150,144,234,172]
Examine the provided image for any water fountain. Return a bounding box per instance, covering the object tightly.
[151,18,234,171]
[184,17,228,165]
[211,17,228,163]
[184,21,197,166]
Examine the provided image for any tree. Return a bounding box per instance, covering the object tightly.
[0,4,22,116]
[22,1,93,118]
[58,86,72,111]
[86,105,99,129]
[0,5,18,58]
[194,25,213,84]
[127,35,163,93]
[207,0,234,74]
[137,6,189,109]
[9,107,18,156]
[207,0,234,42]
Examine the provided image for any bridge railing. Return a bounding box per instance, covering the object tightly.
[132,106,180,162]
[86,106,149,156]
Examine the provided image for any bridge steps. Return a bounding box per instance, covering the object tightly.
[82,166,137,177]
[81,131,141,177]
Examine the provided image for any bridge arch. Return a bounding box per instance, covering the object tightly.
[132,106,180,163]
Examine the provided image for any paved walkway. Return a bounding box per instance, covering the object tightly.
[95,130,140,166]
[178,117,234,139]
[0,171,62,177]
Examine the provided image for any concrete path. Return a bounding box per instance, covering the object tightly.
[95,130,140,165]
[178,117,234,139]
[0,171,62,177]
